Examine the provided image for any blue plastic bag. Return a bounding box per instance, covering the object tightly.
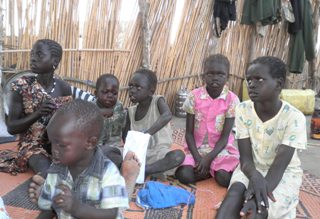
[136,181,195,209]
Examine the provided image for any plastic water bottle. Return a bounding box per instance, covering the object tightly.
[175,87,189,118]
[0,197,10,219]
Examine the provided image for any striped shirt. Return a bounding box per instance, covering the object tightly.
[71,86,96,102]
[38,147,128,219]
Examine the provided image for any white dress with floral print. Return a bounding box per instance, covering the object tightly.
[230,100,307,219]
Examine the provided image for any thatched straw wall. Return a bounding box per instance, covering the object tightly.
[1,0,320,108]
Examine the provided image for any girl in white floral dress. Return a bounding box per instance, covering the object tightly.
[216,56,307,219]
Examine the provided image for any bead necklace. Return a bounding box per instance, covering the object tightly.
[48,79,56,94]
[36,77,56,94]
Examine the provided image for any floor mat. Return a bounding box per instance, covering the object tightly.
[173,128,186,146]
[3,178,39,211]
[1,130,320,218]
[0,136,16,144]
[123,175,225,219]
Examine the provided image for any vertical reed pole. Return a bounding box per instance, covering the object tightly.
[308,0,320,90]
[0,0,4,119]
[139,0,150,69]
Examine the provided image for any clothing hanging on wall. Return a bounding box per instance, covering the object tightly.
[241,0,281,26]
[213,0,237,37]
[288,0,315,73]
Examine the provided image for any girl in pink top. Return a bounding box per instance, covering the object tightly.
[175,54,240,188]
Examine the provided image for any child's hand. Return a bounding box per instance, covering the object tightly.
[38,99,57,116]
[240,198,257,219]
[195,155,211,177]
[194,153,202,164]
[53,184,76,214]
[246,172,276,213]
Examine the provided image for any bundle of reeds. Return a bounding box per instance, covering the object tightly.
[1,0,319,108]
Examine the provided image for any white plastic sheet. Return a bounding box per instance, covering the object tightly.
[123,131,150,184]
[0,197,10,219]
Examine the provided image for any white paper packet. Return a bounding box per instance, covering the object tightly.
[123,131,150,184]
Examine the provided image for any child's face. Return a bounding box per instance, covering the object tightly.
[246,63,279,102]
[47,114,93,166]
[203,62,228,93]
[95,78,119,108]
[128,73,153,103]
[30,42,56,74]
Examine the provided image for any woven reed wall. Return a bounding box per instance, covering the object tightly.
[1,0,320,107]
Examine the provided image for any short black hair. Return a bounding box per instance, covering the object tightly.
[49,99,103,138]
[134,68,157,91]
[96,73,119,90]
[34,39,63,63]
[250,56,286,82]
[203,54,230,73]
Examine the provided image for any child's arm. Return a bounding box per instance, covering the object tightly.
[6,91,56,134]
[265,145,295,192]
[264,112,306,193]
[196,117,235,175]
[239,137,272,213]
[144,97,172,135]
[239,138,258,179]
[241,146,294,216]
[185,113,202,163]
[122,109,130,142]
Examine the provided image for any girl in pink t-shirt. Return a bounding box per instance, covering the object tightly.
[175,54,239,187]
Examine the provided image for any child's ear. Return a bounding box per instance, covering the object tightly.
[86,136,98,150]
[277,77,285,89]
[149,86,156,95]
[52,58,59,68]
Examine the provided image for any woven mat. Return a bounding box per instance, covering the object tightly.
[123,175,224,219]
[1,129,320,218]
[3,178,39,211]
[0,136,16,144]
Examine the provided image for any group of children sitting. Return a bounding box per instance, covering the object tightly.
[4,39,307,219]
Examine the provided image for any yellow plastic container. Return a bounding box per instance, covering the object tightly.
[242,80,315,115]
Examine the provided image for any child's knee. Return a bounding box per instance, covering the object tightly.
[215,170,232,188]
[216,183,246,219]
[100,146,123,169]
[166,150,185,165]
[228,182,246,196]
[28,154,51,175]
[175,166,194,184]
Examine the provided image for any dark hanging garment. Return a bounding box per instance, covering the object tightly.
[288,0,315,73]
[288,0,302,34]
[213,0,237,37]
[241,0,281,25]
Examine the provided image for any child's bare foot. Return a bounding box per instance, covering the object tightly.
[121,151,140,198]
[121,151,140,181]
[28,174,45,203]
